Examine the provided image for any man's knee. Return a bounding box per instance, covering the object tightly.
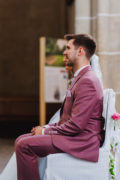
[15,138,29,154]
[14,135,23,150]
[14,133,31,150]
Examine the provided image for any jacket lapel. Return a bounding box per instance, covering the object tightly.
[69,66,92,90]
[60,66,92,117]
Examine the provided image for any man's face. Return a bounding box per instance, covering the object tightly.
[63,39,78,69]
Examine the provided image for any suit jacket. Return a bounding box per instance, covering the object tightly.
[44,66,104,162]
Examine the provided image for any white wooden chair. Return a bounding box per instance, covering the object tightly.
[38,89,116,180]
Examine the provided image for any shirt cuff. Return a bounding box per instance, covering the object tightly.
[43,125,50,128]
[42,125,50,135]
[42,128,45,135]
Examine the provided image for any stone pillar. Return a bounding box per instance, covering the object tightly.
[74,0,120,112]
[74,0,91,34]
[97,0,120,112]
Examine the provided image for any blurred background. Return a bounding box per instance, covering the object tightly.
[0,0,120,173]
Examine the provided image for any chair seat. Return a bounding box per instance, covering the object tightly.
[39,147,110,180]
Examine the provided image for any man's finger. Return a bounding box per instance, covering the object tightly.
[31,129,35,135]
[31,128,35,133]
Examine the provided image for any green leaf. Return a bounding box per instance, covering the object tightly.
[109,168,115,175]
[110,144,113,149]
[115,142,118,146]
[110,159,114,164]
[111,164,114,168]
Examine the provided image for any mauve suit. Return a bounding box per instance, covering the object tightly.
[44,66,104,162]
[15,66,104,180]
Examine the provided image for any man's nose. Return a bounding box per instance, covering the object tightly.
[63,49,66,56]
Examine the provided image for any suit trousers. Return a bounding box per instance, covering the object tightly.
[15,133,63,180]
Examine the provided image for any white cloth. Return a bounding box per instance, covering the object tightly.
[0,153,17,180]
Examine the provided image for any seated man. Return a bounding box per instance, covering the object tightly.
[15,34,104,180]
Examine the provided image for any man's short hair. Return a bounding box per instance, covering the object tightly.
[64,34,96,59]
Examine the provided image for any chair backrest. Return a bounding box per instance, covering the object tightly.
[102,89,116,148]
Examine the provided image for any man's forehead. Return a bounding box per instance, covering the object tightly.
[67,39,74,46]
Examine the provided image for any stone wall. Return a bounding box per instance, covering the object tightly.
[0,0,66,96]
[0,0,67,122]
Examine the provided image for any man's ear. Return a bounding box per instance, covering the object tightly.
[78,47,84,56]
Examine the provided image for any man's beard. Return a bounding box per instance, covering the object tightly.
[66,62,73,67]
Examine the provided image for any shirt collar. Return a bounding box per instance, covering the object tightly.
[74,65,90,77]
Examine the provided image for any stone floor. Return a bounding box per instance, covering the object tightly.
[0,120,37,174]
[0,138,15,173]
[0,118,42,175]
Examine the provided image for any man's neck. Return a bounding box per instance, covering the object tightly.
[74,64,90,77]
[73,60,90,73]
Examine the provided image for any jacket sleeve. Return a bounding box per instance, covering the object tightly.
[44,79,98,136]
